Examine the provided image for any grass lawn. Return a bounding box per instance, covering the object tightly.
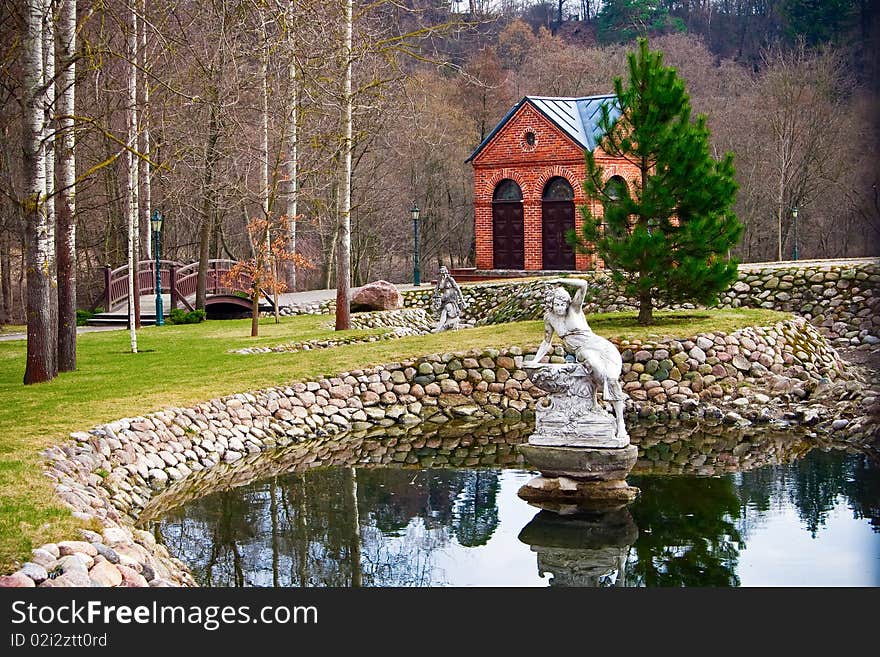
[0,307,789,571]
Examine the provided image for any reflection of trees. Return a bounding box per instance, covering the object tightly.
[355,468,468,535]
[843,453,880,533]
[452,470,500,547]
[627,476,742,587]
[359,521,451,587]
[154,465,503,586]
[615,448,880,586]
[737,449,880,538]
[156,488,256,586]
[785,450,851,538]
[348,467,502,547]
[156,469,360,586]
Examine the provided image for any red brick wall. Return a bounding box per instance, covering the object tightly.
[471,102,640,271]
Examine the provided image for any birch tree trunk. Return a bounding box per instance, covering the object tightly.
[335,0,353,331]
[43,0,57,378]
[126,5,139,352]
[284,5,298,293]
[140,0,151,260]
[259,21,278,323]
[196,19,225,313]
[23,0,54,384]
[285,60,298,292]
[57,0,76,372]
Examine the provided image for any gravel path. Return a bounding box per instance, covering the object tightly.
[838,345,880,384]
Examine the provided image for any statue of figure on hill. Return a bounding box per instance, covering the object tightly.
[431,266,467,332]
[529,278,629,441]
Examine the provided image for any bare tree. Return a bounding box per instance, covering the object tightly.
[335,0,353,331]
[282,4,300,292]
[756,43,852,261]
[23,0,54,384]
[56,0,77,371]
[43,0,57,378]
[139,0,151,260]
[126,2,139,352]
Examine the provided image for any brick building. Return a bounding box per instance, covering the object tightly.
[466,95,639,272]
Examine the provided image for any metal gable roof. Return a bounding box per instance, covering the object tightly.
[465,94,621,163]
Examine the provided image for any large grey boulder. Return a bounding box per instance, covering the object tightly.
[351,280,403,312]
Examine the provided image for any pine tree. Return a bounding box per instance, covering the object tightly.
[573,38,743,325]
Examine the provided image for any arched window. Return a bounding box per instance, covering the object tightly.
[493,179,523,202]
[604,175,627,202]
[542,176,574,201]
[601,176,629,237]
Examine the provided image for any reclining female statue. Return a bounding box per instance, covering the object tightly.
[529,278,629,440]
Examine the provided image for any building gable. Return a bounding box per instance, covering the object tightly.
[468,102,585,168]
[467,95,620,166]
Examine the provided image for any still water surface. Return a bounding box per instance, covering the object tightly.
[146,425,879,587]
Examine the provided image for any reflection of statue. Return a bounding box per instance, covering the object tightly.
[431,266,466,333]
[530,278,628,441]
[518,508,638,587]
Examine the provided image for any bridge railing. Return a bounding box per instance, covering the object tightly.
[171,260,253,311]
[94,260,182,311]
[92,259,255,313]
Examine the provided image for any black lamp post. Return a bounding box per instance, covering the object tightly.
[150,209,164,326]
[791,207,799,261]
[411,203,421,286]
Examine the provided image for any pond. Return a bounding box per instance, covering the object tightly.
[140,420,880,587]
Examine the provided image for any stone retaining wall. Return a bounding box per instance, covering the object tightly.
[137,418,820,526]
[2,317,874,587]
[284,260,880,346]
[236,309,435,355]
[346,308,436,333]
[448,260,880,346]
[138,419,533,522]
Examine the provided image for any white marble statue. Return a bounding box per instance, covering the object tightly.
[529,278,629,441]
[431,266,467,332]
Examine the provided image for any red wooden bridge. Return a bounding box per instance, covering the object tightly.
[90,259,272,324]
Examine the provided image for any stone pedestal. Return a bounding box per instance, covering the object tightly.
[518,362,639,512]
[519,444,638,481]
[529,387,627,448]
[517,477,639,514]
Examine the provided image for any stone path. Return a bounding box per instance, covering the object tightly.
[0,325,120,342]
[838,345,880,394]
[0,283,433,342]
[739,257,879,270]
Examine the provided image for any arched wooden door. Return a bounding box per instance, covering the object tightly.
[492,179,524,270]
[542,177,575,270]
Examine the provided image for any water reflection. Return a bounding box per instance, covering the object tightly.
[736,449,880,538]
[626,476,742,587]
[144,420,880,587]
[153,466,509,586]
[518,509,637,586]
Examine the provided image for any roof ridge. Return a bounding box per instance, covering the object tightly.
[525,93,616,100]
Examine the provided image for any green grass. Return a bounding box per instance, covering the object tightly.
[0,307,789,571]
